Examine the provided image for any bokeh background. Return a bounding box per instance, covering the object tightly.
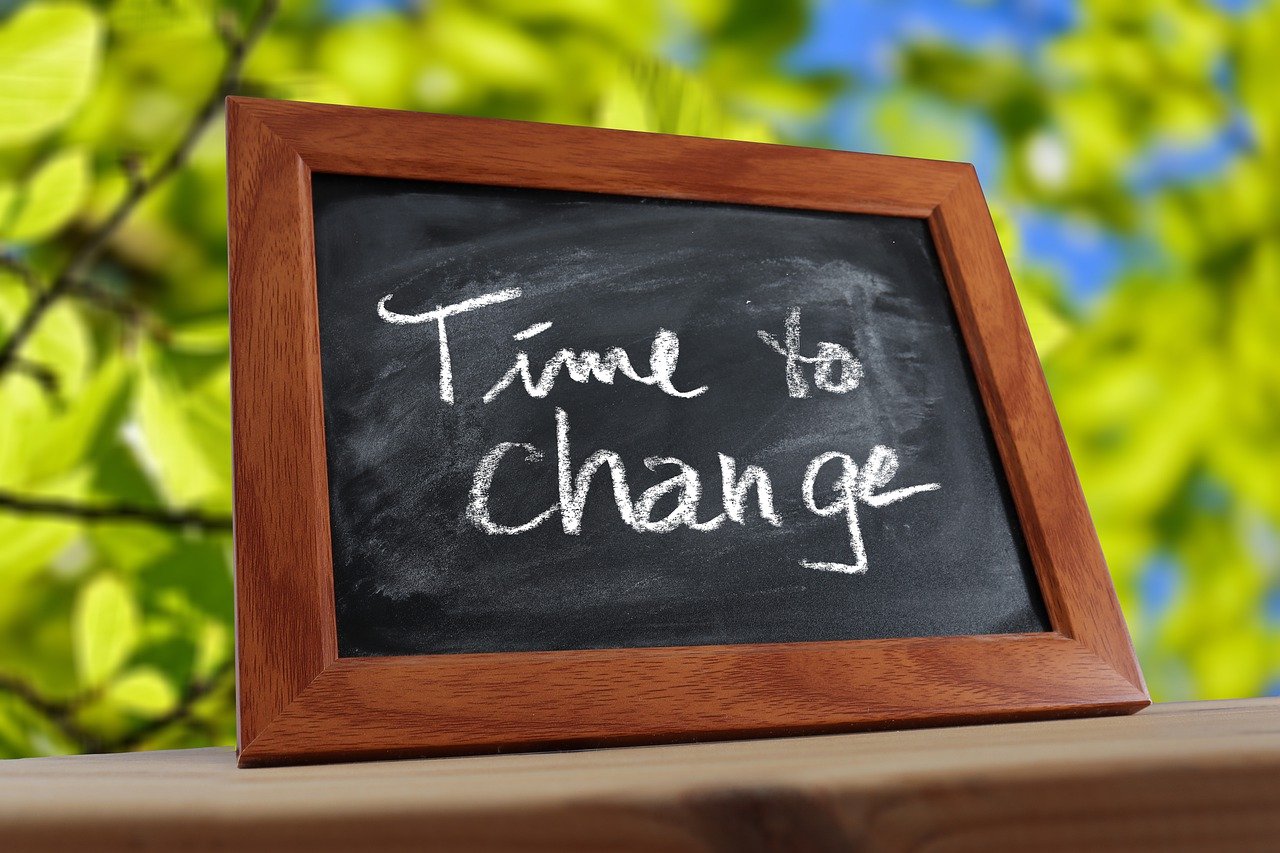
[0,0,1276,756]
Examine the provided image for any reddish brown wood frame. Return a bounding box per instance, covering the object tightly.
[227,96,1148,768]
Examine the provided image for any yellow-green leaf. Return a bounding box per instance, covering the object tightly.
[0,516,80,613]
[104,667,178,715]
[0,180,15,225]
[168,317,229,354]
[3,148,90,241]
[1021,292,1071,356]
[27,355,128,484]
[135,347,231,508]
[597,61,775,142]
[597,67,652,133]
[72,575,138,687]
[0,3,103,147]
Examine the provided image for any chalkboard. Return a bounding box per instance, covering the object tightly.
[231,99,1148,766]
[311,174,1051,658]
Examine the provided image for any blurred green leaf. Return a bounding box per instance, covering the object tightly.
[1020,293,1071,356]
[26,355,129,486]
[134,343,231,509]
[0,2,103,147]
[0,181,15,226]
[598,59,775,141]
[1,147,91,241]
[192,620,230,680]
[167,317,229,355]
[72,574,137,687]
[0,516,80,602]
[104,666,177,715]
[107,0,215,36]
[138,540,232,624]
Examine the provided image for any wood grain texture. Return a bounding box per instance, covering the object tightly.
[2,700,1276,851]
[927,174,1146,693]
[227,100,336,751]
[245,634,1141,766]
[226,96,1147,767]
[229,98,962,218]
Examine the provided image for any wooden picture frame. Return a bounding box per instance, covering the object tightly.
[227,96,1148,768]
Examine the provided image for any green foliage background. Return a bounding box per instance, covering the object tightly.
[0,0,1276,755]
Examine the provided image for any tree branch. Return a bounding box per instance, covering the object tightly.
[0,675,75,718]
[0,491,232,532]
[0,255,44,294]
[72,279,168,341]
[0,0,278,377]
[10,358,62,404]
[0,675,103,752]
[105,661,234,752]
[0,663,234,755]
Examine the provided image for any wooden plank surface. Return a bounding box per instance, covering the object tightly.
[2,699,1278,851]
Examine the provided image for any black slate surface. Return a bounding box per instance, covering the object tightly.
[311,174,1051,657]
